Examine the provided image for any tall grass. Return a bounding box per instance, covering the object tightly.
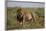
[6,7,44,30]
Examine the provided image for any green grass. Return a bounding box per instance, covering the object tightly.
[6,7,44,30]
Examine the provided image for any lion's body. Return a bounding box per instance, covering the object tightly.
[16,8,35,25]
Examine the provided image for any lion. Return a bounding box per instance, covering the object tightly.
[16,8,36,25]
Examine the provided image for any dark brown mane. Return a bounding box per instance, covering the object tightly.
[17,8,23,23]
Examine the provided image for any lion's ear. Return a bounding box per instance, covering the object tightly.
[17,8,22,12]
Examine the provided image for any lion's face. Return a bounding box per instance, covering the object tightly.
[17,9,24,23]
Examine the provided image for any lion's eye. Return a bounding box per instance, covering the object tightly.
[21,13,22,15]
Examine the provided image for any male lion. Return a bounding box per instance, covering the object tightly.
[16,8,36,25]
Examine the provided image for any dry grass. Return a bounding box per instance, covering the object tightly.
[6,7,44,30]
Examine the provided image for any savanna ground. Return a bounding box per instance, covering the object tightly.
[6,7,44,30]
